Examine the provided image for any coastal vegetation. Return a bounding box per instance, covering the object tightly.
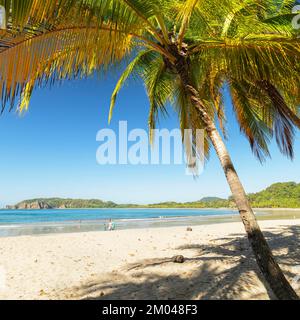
[7,182,300,209]
[6,198,120,210]
[248,182,300,208]
[0,0,299,299]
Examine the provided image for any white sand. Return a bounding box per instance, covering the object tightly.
[0,219,299,300]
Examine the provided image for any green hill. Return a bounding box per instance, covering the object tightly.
[6,198,120,209]
[159,183,300,208]
[6,182,300,209]
[247,182,300,208]
[200,197,225,203]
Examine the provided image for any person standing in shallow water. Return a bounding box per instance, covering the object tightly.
[107,219,115,231]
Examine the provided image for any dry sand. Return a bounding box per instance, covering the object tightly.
[0,219,299,300]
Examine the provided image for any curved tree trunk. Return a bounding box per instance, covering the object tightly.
[206,121,298,300]
[176,66,299,299]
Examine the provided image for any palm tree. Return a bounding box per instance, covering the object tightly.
[0,0,299,299]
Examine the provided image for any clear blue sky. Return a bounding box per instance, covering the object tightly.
[0,73,300,207]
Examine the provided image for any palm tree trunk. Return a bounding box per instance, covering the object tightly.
[177,68,299,299]
[207,121,298,300]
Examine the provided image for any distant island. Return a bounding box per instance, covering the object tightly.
[5,182,300,210]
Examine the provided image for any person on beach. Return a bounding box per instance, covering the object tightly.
[107,219,115,231]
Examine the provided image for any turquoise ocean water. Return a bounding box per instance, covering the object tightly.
[0,208,299,237]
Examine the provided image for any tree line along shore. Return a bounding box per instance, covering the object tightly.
[5,182,300,210]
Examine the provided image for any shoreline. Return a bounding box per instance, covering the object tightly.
[1,208,300,238]
[1,216,300,236]
[0,219,299,300]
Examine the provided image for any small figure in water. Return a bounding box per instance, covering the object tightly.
[107,219,115,231]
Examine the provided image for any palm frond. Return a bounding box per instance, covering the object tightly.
[1,24,133,112]
[0,0,299,165]
[109,50,154,123]
[230,80,272,162]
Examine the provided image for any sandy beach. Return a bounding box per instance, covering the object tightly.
[0,219,299,300]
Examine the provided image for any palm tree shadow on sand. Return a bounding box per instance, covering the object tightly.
[64,225,300,300]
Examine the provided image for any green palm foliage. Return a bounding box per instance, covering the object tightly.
[0,0,299,161]
[1,0,300,299]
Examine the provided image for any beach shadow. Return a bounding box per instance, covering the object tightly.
[64,225,300,300]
